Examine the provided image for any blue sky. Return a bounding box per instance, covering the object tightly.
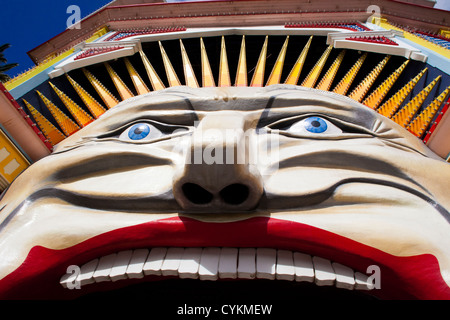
[0,0,449,78]
[0,0,112,77]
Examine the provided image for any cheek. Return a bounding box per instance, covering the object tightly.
[255,137,420,196]
[58,166,176,196]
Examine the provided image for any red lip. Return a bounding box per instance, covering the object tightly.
[0,216,449,300]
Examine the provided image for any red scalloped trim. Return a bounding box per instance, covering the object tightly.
[285,22,370,32]
[74,46,124,61]
[105,27,187,42]
[345,36,398,45]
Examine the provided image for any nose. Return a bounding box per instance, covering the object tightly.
[172,112,263,212]
[181,182,250,205]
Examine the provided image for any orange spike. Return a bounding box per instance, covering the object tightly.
[66,74,106,119]
[49,82,94,127]
[266,36,289,86]
[104,62,134,101]
[250,36,268,87]
[139,50,165,91]
[301,45,332,88]
[180,39,199,88]
[23,99,66,146]
[159,41,181,87]
[348,55,390,102]
[124,58,150,95]
[315,50,346,91]
[36,90,80,136]
[407,86,450,138]
[235,36,248,87]
[218,36,231,87]
[332,53,367,95]
[83,68,119,109]
[391,75,441,128]
[200,38,215,87]
[362,59,409,109]
[285,36,312,85]
[377,68,427,118]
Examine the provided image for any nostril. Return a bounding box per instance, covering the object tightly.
[220,183,249,205]
[182,183,213,205]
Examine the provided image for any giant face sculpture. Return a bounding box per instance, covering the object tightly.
[0,85,449,299]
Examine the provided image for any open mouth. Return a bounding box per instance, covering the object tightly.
[1,216,449,300]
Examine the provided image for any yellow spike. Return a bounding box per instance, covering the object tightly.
[348,55,391,102]
[391,75,441,128]
[36,90,80,136]
[139,50,165,91]
[266,36,290,86]
[66,74,106,119]
[407,85,450,138]
[49,82,94,127]
[362,59,409,109]
[315,50,346,91]
[82,68,119,109]
[159,41,181,87]
[250,36,268,87]
[104,62,134,101]
[23,99,66,146]
[200,38,215,87]
[235,35,248,87]
[124,58,150,95]
[285,36,312,85]
[332,52,367,96]
[377,68,427,118]
[301,45,333,88]
[219,36,231,87]
[179,39,199,88]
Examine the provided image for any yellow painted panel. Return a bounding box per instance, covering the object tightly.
[0,129,30,183]
[4,49,75,90]
[380,19,450,59]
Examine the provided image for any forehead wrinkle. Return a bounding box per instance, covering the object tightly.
[84,96,199,131]
[268,92,364,112]
[92,87,377,134]
[247,86,377,127]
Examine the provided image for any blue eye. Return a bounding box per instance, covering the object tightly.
[127,123,151,140]
[304,117,327,133]
[119,122,189,142]
[288,116,342,135]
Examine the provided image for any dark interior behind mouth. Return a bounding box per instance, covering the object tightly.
[77,279,378,301]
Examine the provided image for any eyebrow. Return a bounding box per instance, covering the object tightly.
[88,96,200,130]
[253,93,376,130]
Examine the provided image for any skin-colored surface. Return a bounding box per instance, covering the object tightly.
[0,85,449,298]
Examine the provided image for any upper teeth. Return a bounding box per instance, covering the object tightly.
[60,247,375,291]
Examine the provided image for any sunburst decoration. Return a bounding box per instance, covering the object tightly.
[21,34,450,150]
